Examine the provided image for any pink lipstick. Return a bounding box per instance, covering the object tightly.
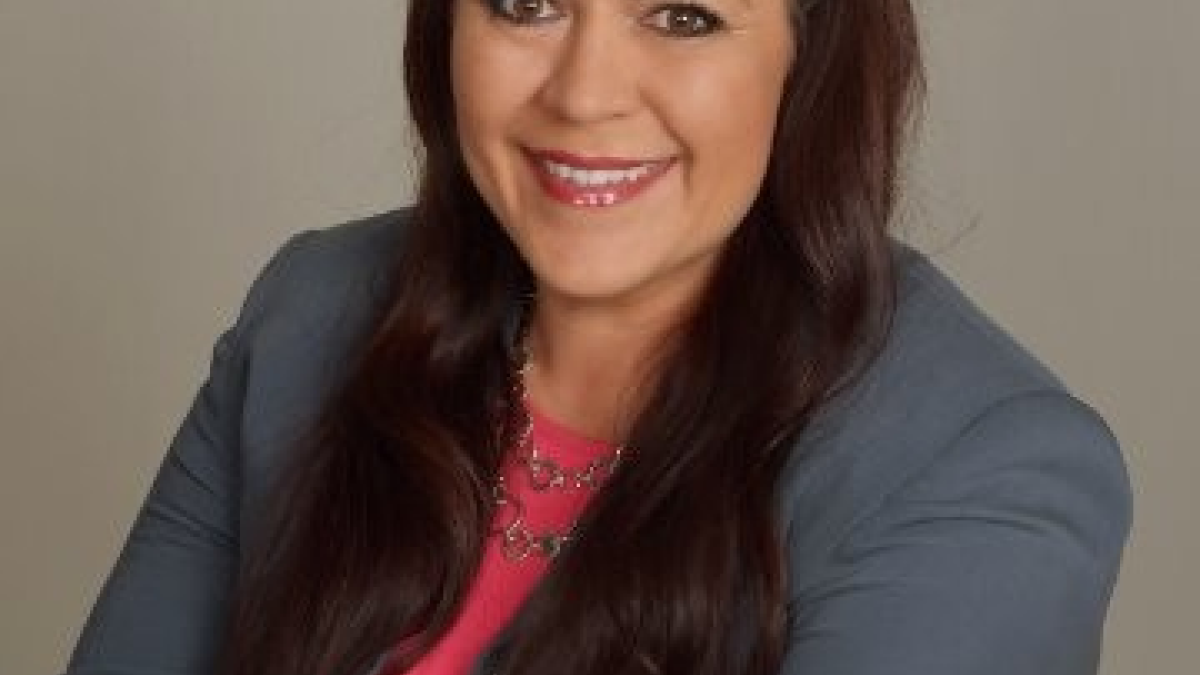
[526,149,673,208]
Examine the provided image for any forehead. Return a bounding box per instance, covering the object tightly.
[529,0,774,11]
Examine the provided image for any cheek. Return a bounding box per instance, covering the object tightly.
[658,64,786,195]
[452,20,511,140]
[451,18,546,125]
[658,45,788,145]
[451,34,494,144]
[451,31,549,190]
[452,46,512,202]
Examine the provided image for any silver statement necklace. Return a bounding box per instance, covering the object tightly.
[490,352,624,561]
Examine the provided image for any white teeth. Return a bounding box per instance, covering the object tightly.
[542,159,656,187]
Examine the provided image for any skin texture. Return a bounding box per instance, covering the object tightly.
[451,0,794,436]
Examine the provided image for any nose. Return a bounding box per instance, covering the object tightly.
[535,18,640,123]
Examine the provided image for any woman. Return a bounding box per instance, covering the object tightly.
[65,1,1131,674]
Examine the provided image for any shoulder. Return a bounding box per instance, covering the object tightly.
[232,207,410,415]
[778,246,1132,579]
[222,209,411,499]
[236,208,411,337]
[775,249,1132,671]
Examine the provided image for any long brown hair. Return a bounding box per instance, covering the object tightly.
[219,1,923,674]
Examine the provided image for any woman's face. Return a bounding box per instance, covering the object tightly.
[452,0,794,317]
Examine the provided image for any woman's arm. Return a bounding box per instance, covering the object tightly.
[781,391,1132,675]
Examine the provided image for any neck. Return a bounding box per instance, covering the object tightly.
[522,293,687,443]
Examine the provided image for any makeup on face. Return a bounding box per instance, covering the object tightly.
[452,0,795,310]
[525,149,676,208]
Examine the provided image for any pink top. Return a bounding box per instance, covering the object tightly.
[385,406,615,675]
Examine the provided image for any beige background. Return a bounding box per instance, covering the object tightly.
[1,1,1195,672]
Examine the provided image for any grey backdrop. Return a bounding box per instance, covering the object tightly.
[2,1,1196,673]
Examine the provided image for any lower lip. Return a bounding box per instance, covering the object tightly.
[527,154,673,208]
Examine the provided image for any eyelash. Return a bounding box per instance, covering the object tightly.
[645,4,726,36]
[485,0,561,25]
[483,0,727,37]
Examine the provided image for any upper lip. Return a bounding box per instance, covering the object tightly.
[527,148,672,170]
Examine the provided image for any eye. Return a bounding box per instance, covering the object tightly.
[644,4,726,37]
[487,0,563,24]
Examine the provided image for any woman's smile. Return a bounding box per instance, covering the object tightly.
[525,148,676,208]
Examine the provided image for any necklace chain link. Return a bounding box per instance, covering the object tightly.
[490,347,624,561]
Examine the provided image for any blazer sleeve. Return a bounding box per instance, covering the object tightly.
[780,391,1132,675]
[63,234,312,675]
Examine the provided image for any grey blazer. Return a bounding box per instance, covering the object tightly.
[65,210,1132,675]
